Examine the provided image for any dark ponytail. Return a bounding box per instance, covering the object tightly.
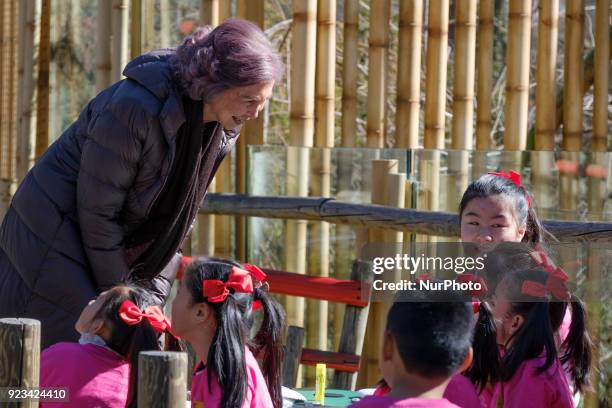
[93,284,161,408]
[250,287,285,408]
[466,302,501,391]
[560,295,593,394]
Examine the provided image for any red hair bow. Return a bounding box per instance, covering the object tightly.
[243,263,267,310]
[525,250,570,301]
[118,300,171,333]
[489,170,531,208]
[456,273,488,297]
[203,267,254,302]
[471,301,481,314]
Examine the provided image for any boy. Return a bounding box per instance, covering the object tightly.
[352,290,475,407]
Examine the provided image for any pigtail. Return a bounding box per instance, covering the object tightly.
[250,287,285,408]
[522,205,556,244]
[123,320,159,408]
[466,302,501,391]
[560,295,593,394]
[208,296,248,408]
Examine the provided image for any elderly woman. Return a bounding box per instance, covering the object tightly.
[0,19,282,347]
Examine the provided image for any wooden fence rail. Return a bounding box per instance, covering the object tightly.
[200,193,612,243]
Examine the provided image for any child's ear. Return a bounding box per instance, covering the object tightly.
[90,319,106,336]
[458,347,473,373]
[194,303,212,323]
[516,223,527,241]
[510,314,524,334]
[382,331,394,362]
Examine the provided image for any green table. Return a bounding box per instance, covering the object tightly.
[293,389,363,407]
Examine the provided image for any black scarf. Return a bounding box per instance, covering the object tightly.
[126,97,226,279]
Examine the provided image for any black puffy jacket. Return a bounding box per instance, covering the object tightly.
[0,50,231,347]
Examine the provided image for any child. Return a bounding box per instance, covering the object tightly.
[40,284,170,408]
[351,289,475,407]
[467,264,592,407]
[171,257,284,408]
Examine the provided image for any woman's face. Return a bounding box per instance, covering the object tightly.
[205,81,274,130]
[460,195,526,249]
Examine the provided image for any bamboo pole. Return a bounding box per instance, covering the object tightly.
[592,0,609,152]
[305,0,336,381]
[451,0,477,150]
[504,0,531,150]
[111,0,129,82]
[1,0,10,180]
[200,0,219,26]
[219,0,231,22]
[235,0,265,261]
[534,0,559,151]
[366,0,391,148]
[562,0,584,152]
[424,0,449,149]
[285,0,317,356]
[35,0,50,159]
[582,245,602,408]
[6,0,18,195]
[130,0,142,59]
[143,0,155,53]
[476,0,494,150]
[16,0,41,181]
[159,0,170,48]
[341,0,358,147]
[396,0,423,149]
[96,0,112,92]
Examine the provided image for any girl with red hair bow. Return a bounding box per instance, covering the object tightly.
[171,257,284,408]
[40,283,172,408]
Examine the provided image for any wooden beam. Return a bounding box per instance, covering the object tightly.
[300,348,360,372]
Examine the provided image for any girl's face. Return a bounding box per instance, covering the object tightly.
[75,290,109,334]
[460,195,526,248]
[487,279,523,346]
[171,276,215,340]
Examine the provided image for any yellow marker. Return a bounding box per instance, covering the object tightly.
[314,363,326,405]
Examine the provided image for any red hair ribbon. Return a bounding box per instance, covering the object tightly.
[416,273,431,282]
[528,250,570,301]
[118,300,171,333]
[489,170,531,208]
[456,273,488,297]
[471,301,481,314]
[242,263,267,310]
[203,266,254,303]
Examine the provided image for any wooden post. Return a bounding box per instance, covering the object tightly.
[534,0,559,151]
[424,0,449,149]
[34,0,50,159]
[341,0,358,148]
[396,0,423,149]
[582,245,601,408]
[451,0,477,150]
[592,0,609,151]
[282,326,305,387]
[504,0,531,150]
[138,351,187,408]
[366,0,390,148]
[333,260,373,390]
[0,318,41,408]
[111,0,129,82]
[16,0,41,181]
[130,0,142,59]
[562,0,584,152]
[476,0,494,150]
[96,0,112,92]
[235,0,265,261]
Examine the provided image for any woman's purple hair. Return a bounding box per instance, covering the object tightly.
[170,18,284,102]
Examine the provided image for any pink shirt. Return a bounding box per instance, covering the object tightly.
[481,356,574,408]
[191,347,273,408]
[350,396,460,407]
[40,342,130,408]
[443,374,481,408]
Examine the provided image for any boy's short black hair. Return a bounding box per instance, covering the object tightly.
[387,289,474,378]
